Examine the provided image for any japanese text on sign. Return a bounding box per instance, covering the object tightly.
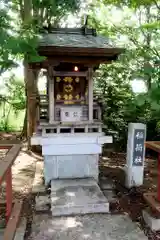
[132,129,145,166]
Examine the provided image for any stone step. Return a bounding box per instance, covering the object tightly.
[51,178,109,217]
[30,214,148,240]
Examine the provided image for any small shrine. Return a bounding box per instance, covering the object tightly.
[31,27,123,185]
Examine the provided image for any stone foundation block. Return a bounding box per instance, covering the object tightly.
[44,154,99,185]
[143,209,160,231]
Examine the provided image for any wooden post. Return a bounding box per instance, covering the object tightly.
[36,100,40,125]
[48,67,54,124]
[158,153,160,202]
[6,168,12,222]
[88,68,93,122]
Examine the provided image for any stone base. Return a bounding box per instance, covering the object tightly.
[143,209,160,231]
[51,178,109,216]
[44,155,99,185]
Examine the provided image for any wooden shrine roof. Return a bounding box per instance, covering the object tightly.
[39,28,114,49]
[37,28,124,59]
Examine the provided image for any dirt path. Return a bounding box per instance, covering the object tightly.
[0,147,39,201]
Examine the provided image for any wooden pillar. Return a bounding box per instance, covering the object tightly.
[48,67,54,124]
[88,68,93,122]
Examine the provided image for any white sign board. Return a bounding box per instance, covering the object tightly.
[61,107,82,122]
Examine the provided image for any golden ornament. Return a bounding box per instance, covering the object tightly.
[64,84,73,93]
[64,94,68,100]
[75,94,80,100]
[75,77,80,83]
[68,94,73,100]
[64,77,73,83]
[56,77,61,82]
[56,94,61,100]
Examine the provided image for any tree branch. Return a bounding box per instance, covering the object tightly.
[153,0,160,10]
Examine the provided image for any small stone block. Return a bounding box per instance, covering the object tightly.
[143,209,160,231]
[103,190,117,202]
[35,195,50,212]
[100,181,115,190]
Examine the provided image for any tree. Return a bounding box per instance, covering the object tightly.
[89,0,160,149]
[7,0,81,143]
[90,0,160,88]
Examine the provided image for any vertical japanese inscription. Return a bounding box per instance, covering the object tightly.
[132,129,145,166]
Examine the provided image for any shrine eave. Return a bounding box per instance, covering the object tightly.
[38,46,124,58]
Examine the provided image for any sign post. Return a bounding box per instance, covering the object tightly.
[125,123,146,188]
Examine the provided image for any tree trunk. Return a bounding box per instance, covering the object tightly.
[24,61,39,148]
[20,109,27,139]
[21,0,34,147]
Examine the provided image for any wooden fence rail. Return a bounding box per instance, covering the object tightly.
[0,143,22,240]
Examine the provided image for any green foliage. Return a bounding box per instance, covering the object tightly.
[0,6,18,74]
[0,0,81,72]
[0,75,25,131]
[99,0,159,8]
[94,64,134,149]
[4,75,26,112]
[91,0,160,149]
[32,0,80,24]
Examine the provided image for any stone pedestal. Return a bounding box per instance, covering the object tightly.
[31,134,112,185]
